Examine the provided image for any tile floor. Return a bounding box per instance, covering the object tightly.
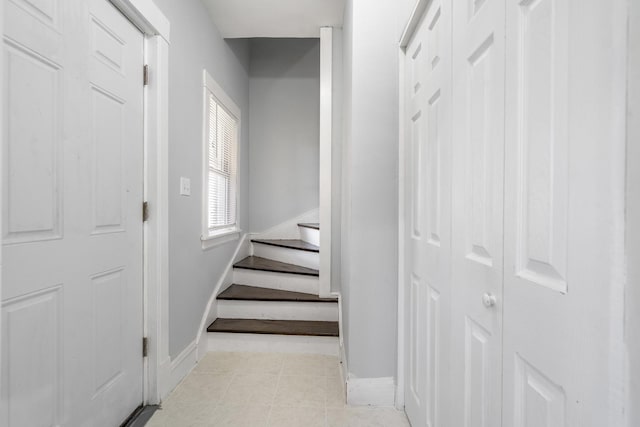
[147,352,410,427]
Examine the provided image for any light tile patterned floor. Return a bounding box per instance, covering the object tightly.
[147,352,410,427]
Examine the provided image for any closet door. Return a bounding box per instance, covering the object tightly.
[403,0,453,425]
[502,0,627,425]
[450,0,506,426]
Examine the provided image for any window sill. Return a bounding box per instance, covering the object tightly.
[201,228,241,250]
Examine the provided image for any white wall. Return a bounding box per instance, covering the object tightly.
[248,38,320,232]
[152,0,250,358]
[627,0,640,423]
[341,0,399,379]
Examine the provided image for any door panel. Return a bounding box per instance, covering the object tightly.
[404,1,452,426]
[451,0,505,426]
[503,1,624,425]
[1,0,144,425]
[404,0,624,424]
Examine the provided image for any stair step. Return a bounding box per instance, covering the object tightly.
[252,240,319,270]
[252,239,319,253]
[234,256,319,277]
[298,223,320,230]
[207,318,339,337]
[218,284,337,303]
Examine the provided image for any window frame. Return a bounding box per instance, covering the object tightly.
[201,70,241,250]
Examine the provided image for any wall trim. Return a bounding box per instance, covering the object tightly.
[195,233,251,359]
[111,0,171,406]
[109,0,170,41]
[160,340,197,399]
[0,0,4,393]
[319,27,333,298]
[399,0,432,48]
[346,376,396,407]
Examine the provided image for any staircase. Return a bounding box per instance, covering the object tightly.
[206,223,339,355]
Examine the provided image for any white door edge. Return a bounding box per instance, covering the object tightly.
[106,0,171,406]
[396,46,407,410]
[396,0,430,410]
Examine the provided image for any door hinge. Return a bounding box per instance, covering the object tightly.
[143,337,149,358]
[143,64,149,86]
[143,201,149,222]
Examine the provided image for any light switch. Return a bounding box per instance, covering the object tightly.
[180,177,191,196]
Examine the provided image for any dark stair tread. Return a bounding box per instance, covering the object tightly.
[207,318,339,337]
[218,284,337,303]
[251,239,319,253]
[298,223,320,230]
[233,256,319,277]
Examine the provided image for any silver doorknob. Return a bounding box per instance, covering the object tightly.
[482,293,497,308]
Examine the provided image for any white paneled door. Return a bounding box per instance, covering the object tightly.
[450,0,505,426]
[1,0,144,425]
[502,1,626,426]
[403,1,452,426]
[403,0,626,426]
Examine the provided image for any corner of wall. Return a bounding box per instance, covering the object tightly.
[196,233,251,360]
[250,208,319,239]
[158,233,250,401]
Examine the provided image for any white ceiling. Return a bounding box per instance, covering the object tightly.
[201,0,346,38]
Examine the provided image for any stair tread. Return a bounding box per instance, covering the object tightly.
[207,318,339,337]
[218,284,337,303]
[234,256,319,276]
[298,223,320,230]
[252,239,319,253]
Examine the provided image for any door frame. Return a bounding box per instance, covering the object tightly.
[396,0,433,409]
[0,0,171,407]
[0,0,4,396]
[107,0,171,406]
[628,0,640,423]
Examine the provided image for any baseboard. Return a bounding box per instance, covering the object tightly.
[340,340,348,388]
[159,341,197,400]
[197,328,208,361]
[251,208,319,240]
[346,376,396,407]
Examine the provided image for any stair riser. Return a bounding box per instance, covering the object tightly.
[299,227,320,246]
[218,300,338,322]
[207,333,339,356]
[233,269,319,295]
[252,244,319,270]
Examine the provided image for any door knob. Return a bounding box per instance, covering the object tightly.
[482,293,497,308]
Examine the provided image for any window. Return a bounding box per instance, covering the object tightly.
[202,71,240,248]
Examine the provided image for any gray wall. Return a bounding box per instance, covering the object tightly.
[248,39,320,233]
[628,0,640,422]
[341,0,399,379]
[153,0,251,358]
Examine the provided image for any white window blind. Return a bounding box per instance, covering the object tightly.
[206,92,238,234]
